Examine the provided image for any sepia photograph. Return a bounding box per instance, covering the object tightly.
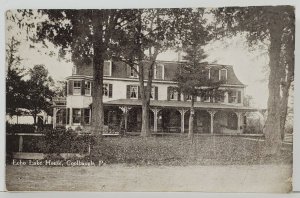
[4,4,295,192]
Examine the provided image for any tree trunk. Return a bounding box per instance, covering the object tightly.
[33,114,37,125]
[188,95,195,140]
[91,11,104,135]
[280,75,292,140]
[263,25,283,155]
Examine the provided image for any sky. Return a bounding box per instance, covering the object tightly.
[6,10,270,109]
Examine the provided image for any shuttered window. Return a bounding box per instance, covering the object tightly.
[130,85,139,99]
[103,83,113,98]
[72,108,81,124]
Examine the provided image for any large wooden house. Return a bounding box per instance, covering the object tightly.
[53,60,259,134]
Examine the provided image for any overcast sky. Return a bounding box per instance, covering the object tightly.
[6,10,269,109]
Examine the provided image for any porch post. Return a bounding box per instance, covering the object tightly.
[235,111,242,134]
[180,109,188,133]
[151,108,161,133]
[53,107,57,129]
[208,110,216,134]
[69,108,73,126]
[120,106,131,132]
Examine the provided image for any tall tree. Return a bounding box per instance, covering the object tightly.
[6,37,28,117]
[214,6,295,154]
[26,65,55,124]
[37,9,137,134]
[111,9,179,136]
[279,25,295,139]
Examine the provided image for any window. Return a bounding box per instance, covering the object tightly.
[73,81,81,95]
[85,81,91,96]
[220,69,227,81]
[228,90,237,103]
[130,85,138,99]
[84,109,90,125]
[103,61,112,76]
[103,84,109,97]
[202,95,210,102]
[154,64,164,80]
[210,69,219,82]
[150,87,155,99]
[103,83,112,98]
[170,89,178,100]
[185,95,192,101]
[72,109,81,124]
[130,66,138,78]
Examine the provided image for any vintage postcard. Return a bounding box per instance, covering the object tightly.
[4,5,294,192]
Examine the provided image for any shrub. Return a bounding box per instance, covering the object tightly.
[6,123,36,134]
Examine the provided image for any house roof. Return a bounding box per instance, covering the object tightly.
[104,99,259,112]
[76,61,245,87]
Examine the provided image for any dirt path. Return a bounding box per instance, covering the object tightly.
[6,164,292,192]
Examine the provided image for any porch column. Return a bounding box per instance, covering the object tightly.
[208,110,216,134]
[69,108,73,126]
[120,106,131,132]
[53,107,57,129]
[235,111,242,134]
[180,109,188,133]
[151,108,161,133]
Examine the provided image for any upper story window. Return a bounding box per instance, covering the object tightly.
[127,65,139,78]
[210,68,219,82]
[220,69,227,81]
[130,85,139,99]
[228,90,241,104]
[154,64,164,80]
[185,94,192,101]
[73,81,81,95]
[103,83,113,98]
[104,61,112,76]
[85,81,91,96]
[169,88,179,101]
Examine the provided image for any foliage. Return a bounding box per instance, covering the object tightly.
[25,64,55,123]
[6,37,28,117]
[213,6,295,154]
[174,8,223,138]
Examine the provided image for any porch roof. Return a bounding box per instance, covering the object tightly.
[104,99,260,112]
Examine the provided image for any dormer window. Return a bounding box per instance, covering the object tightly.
[154,64,164,80]
[104,61,112,76]
[220,69,227,81]
[127,65,139,78]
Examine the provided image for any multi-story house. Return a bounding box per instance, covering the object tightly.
[52,60,259,134]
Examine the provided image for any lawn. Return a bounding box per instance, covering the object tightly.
[5,135,293,192]
[88,135,292,166]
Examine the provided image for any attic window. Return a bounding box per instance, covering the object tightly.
[103,61,112,76]
[154,64,164,80]
[220,69,227,81]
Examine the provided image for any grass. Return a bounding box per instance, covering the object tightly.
[88,135,292,166]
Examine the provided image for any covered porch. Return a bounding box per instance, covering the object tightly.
[104,99,260,135]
